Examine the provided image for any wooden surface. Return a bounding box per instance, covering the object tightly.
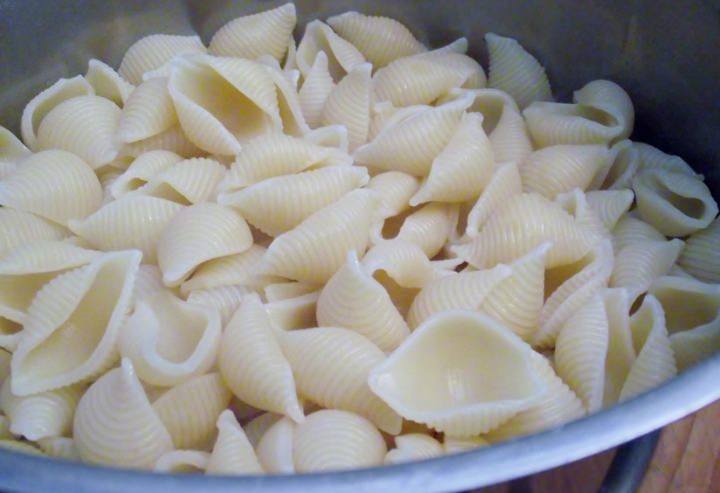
[472,400,720,493]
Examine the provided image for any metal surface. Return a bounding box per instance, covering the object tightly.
[0,0,719,491]
[599,432,661,493]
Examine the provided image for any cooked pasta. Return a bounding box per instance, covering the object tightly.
[118,34,207,85]
[206,410,264,475]
[0,209,69,258]
[296,20,365,81]
[321,63,372,151]
[678,217,720,283]
[115,78,177,144]
[256,416,296,473]
[384,433,443,464]
[85,59,134,107]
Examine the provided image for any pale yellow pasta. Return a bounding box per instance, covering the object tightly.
[209,3,296,62]
[678,218,720,283]
[599,140,638,190]
[585,189,635,232]
[119,34,207,85]
[0,126,30,162]
[261,60,311,137]
[0,162,16,180]
[264,291,320,331]
[386,202,459,258]
[73,358,173,468]
[110,150,183,199]
[152,372,232,450]
[85,59,134,107]
[264,281,320,302]
[11,250,141,396]
[186,284,250,326]
[154,450,210,473]
[132,157,225,205]
[296,20,366,81]
[179,245,267,296]
[206,410,264,475]
[634,142,700,177]
[443,435,489,454]
[321,63,372,151]
[384,433,443,464]
[554,189,609,238]
[369,310,544,436]
[465,162,523,238]
[293,409,386,472]
[120,124,203,158]
[115,78,177,144]
[157,203,253,286]
[327,11,425,67]
[367,101,427,142]
[0,440,44,455]
[69,196,184,264]
[600,289,636,406]
[486,33,552,109]
[256,416,296,473]
[117,291,221,386]
[36,437,79,461]
[0,150,102,227]
[367,171,420,242]
[611,213,665,254]
[132,265,169,306]
[0,209,69,258]
[243,412,282,449]
[632,169,718,237]
[304,123,351,151]
[299,52,336,128]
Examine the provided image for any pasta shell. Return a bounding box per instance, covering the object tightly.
[585,190,635,232]
[574,80,634,140]
[243,412,281,449]
[21,75,95,149]
[120,124,204,158]
[321,63,372,151]
[411,113,495,205]
[0,150,102,227]
[0,161,16,180]
[367,101,427,142]
[443,435,490,454]
[485,351,585,441]
[370,310,545,436]
[36,437,79,461]
[633,169,717,237]
[206,410,264,475]
[353,95,472,176]
[611,213,665,254]
[619,295,676,399]
[256,416,296,473]
[277,327,401,434]
[219,293,303,422]
[384,434,443,464]
[327,11,425,67]
[154,450,210,473]
[110,150,183,199]
[599,140,639,190]
[179,245,266,295]
[209,3,295,61]
[317,250,410,352]
[11,250,141,395]
[133,157,225,205]
[36,95,121,169]
[368,171,420,239]
[116,78,177,144]
[385,203,459,258]
[610,239,684,304]
[186,285,250,326]
[453,193,598,269]
[440,88,516,135]
[465,162,523,238]
[258,189,377,284]
[600,288,636,406]
[296,20,366,81]
[293,409,386,472]
[265,291,320,331]
[0,440,44,455]
[219,166,369,237]
[535,239,614,348]
[486,33,552,109]
[85,59,134,107]
[0,380,83,441]
[649,276,720,371]
[153,373,232,450]
[69,196,184,264]
[679,218,720,283]
[489,104,533,165]
[0,209,69,258]
[524,145,614,201]
[555,189,609,238]
[119,35,207,85]
[0,126,30,162]
[634,142,700,177]
[262,61,311,138]
[407,264,512,329]
[265,281,320,302]
[299,52,336,128]
[117,291,221,386]
[157,203,253,286]
[132,265,168,304]
[73,358,173,468]
[168,54,281,155]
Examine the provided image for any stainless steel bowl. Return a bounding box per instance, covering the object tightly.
[1,1,719,491]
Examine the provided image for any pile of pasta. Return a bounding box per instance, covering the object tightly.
[0,2,718,475]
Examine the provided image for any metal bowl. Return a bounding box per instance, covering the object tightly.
[1,1,719,491]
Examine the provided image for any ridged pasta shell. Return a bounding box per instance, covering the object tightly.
[258,189,377,284]
[256,416,296,473]
[117,291,221,386]
[678,218,720,283]
[277,327,401,434]
[384,433,443,464]
[296,20,366,81]
[611,213,665,254]
[0,380,83,441]
[0,161,16,180]
[489,104,533,165]
[11,250,141,395]
[633,169,718,237]
[168,54,281,155]
[299,52,336,128]
[453,193,598,269]
[317,250,410,352]
[601,288,636,406]
[157,203,253,286]
[649,276,720,371]
[486,33,552,109]
[610,239,684,304]
[219,166,368,237]
[353,95,472,176]
[293,409,386,472]
[209,3,295,61]
[154,450,210,473]
[411,113,495,205]
[443,435,489,454]
[555,189,609,238]
[116,78,177,144]
[219,293,303,422]
[206,410,264,475]
[74,358,172,468]
[585,190,634,232]
[265,281,319,302]
[521,144,614,200]
[321,63,372,151]
[407,264,512,329]
[485,351,585,441]
[119,35,207,85]
[599,140,639,190]
[439,88,516,135]
[0,209,69,257]
[619,295,677,400]
[110,150,183,199]
[367,101,427,142]
[243,412,281,449]
[385,203,459,258]
[21,75,95,149]
[133,157,225,205]
[262,60,310,138]
[132,265,168,305]
[179,245,266,296]
[153,372,231,450]
[186,285,250,326]
[0,126,30,162]
[634,142,700,177]
[120,124,204,158]
[370,310,545,436]
[465,162,523,238]
[85,59,134,107]
[574,80,634,141]
[69,196,184,264]
[0,150,102,227]
[327,11,425,67]
[265,291,320,330]
[36,95,120,169]
[36,437,79,460]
